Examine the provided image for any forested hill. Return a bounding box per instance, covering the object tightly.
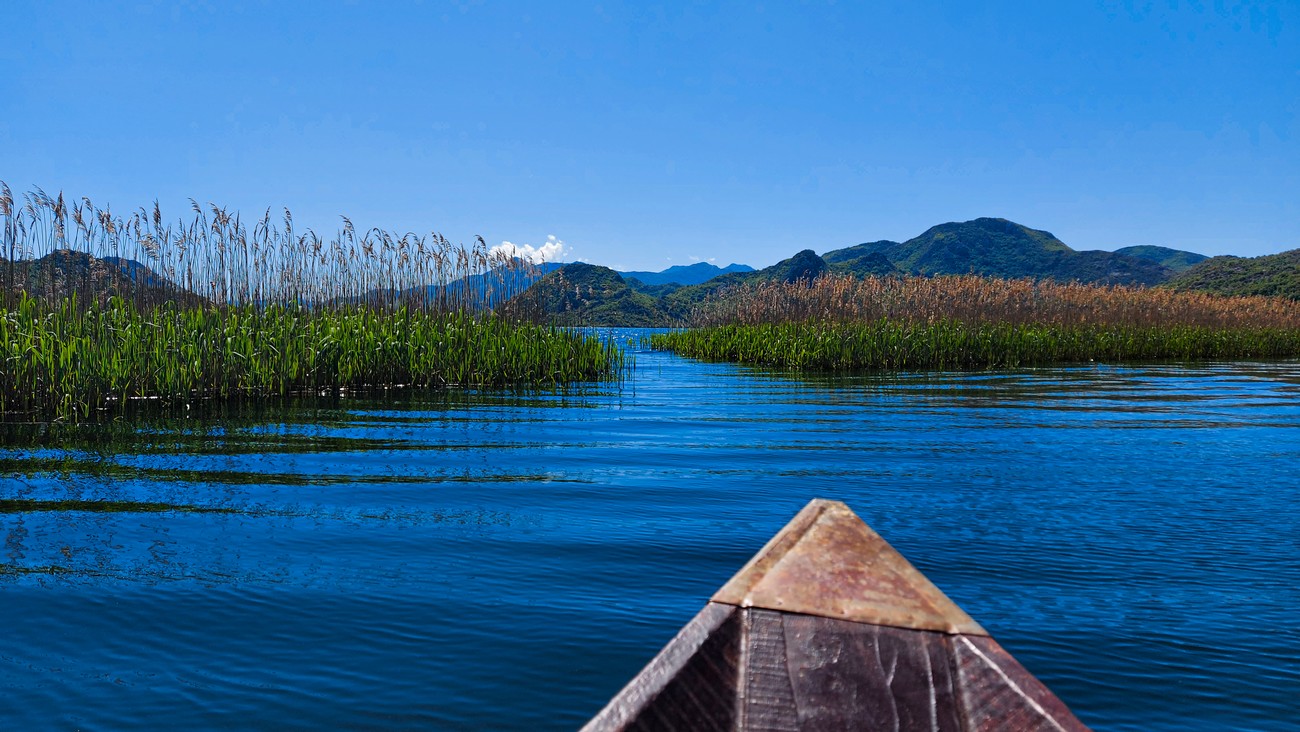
[823,218,1174,286]
[504,218,1255,326]
[499,262,675,326]
[1114,245,1208,273]
[1167,249,1300,300]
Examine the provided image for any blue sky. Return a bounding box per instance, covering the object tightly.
[1,1,1296,271]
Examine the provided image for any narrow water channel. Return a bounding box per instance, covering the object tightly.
[2,331,1297,730]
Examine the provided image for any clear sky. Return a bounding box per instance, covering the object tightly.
[2,1,1296,271]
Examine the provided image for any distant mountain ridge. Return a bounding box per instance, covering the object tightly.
[509,217,1224,326]
[399,260,564,308]
[618,261,753,286]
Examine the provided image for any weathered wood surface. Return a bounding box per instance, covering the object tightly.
[581,602,740,732]
[951,634,1086,732]
[583,500,1092,731]
[585,605,1087,731]
[714,500,984,635]
[751,609,965,732]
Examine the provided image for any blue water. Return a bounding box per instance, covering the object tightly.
[1,331,1298,730]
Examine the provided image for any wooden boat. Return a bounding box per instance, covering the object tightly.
[583,499,1090,731]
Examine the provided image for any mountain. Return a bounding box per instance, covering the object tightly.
[661,249,833,313]
[504,218,1284,327]
[332,260,564,309]
[823,243,905,278]
[619,262,754,286]
[3,250,203,307]
[1113,245,1208,273]
[502,262,674,326]
[827,218,1171,286]
[399,260,564,309]
[509,250,837,326]
[759,249,828,283]
[1166,249,1300,300]
[822,240,898,266]
[101,256,178,291]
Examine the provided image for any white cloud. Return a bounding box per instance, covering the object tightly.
[490,234,568,264]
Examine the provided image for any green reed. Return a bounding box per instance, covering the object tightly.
[0,294,621,420]
[651,320,1300,371]
[0,182,622,420]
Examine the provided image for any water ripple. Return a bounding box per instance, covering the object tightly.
[1,340,1297,729]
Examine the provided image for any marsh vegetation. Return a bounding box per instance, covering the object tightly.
[653,274,1300,370]
[0,183,623,421]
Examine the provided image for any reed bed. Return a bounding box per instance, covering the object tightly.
[1,182,538,309]
[691,274,1300,329]
[652,274,1300,370]
[0,182,621,420]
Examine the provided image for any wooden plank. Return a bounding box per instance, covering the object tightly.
[952,634,1090,732]
[777,611,964,732]
[738,607,799,732]
[582,602,740,732]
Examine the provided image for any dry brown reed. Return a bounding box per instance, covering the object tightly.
[693,273,1300,330]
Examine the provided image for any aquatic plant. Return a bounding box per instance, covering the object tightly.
[1,296,622,420]
[690,273,1300,330]
[0,181,541,310]
[653,320,1300,371]
[652,274,1300,370]
[0,182,622,420]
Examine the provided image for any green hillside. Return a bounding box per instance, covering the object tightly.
[622,278,683,298]
[822,240,897,265]
[510,251,841,326]
[1114,245,1208,273]
[873,218,1068,277]
[663,249,830,313]
[826,250,903,278]
[503,262,674,326]
[832,218,1171,286]
[506,219,1289,326]
[1167,249,1300,300]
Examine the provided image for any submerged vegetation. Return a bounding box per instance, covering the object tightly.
[0,182,623,421]
[652,274,1300,370]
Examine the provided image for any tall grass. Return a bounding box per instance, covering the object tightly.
[691,273,1300,329]
[0,182,621,420]
[1,182,537,310]
[652,274,1300,370]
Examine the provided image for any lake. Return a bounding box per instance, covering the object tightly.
[1,330,1297,730]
